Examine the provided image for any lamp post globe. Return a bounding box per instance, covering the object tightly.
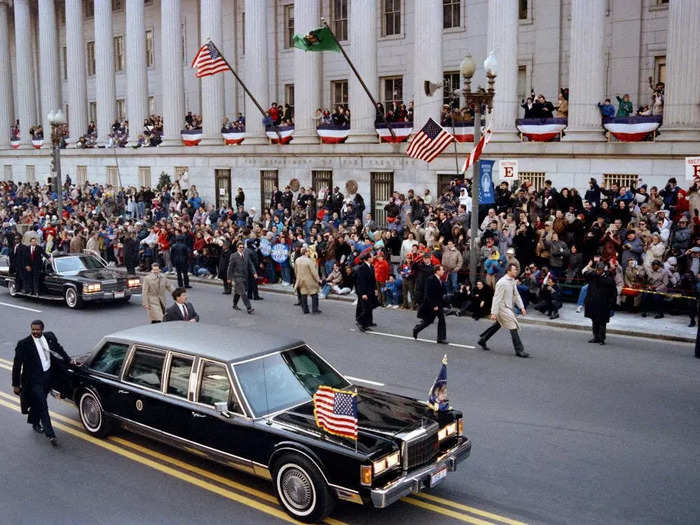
[460,55,476,80]
[47,110,56,124]
[483,51,498,77]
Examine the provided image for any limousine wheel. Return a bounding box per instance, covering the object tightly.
[8,280,17,297]
[273,453,335,523]
[65,287,84,309]
[79,390,111,438]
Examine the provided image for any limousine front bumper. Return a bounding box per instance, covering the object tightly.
[370,436,471,508]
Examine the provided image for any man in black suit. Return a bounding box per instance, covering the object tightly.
[355,252,378,332]
[170,235,191,288]
[164,287,200,322]
[9,233,25,292]
[413,265,448,344]
[12,320,71,447]
[227,241,256,314]
[23,237,45,295]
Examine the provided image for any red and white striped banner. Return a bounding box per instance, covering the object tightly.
[32,139,44,149]
[222,131,245,145]
[180,129,202,146]
[376,123,412,143]
[462,128,492,173]
[316,125,350,144]
[266,126,294,144]
[516,118,567,142]
[603,116,662,142]
[10,139,20,149]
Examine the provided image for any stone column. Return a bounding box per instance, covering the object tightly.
[657,0,700,141]
[126,0,148,143]
[38,0,61,138]
[293,0,321,144]
[563,0,606,142]
[65,0,88,143]
[0,0,13,149]
[244,0,269,144]
[13,0,37,146]
[161,0,185,145]
[200,0,224,145]
[487,0,519,141]
[347,0,377,143]
[94,0,116,144]
[413,0,442,129]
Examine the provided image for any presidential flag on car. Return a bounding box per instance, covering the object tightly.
[428,355,450,412]
[313,385,358,440]
[406,118,455,163]
[462,127,492,173]
[191,41,229,78]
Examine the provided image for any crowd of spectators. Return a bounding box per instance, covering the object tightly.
[375,100,413,124]
[315,106,351,128]
[263,103,294,128]
[520,89,568,119]
[2,169,700,327]
[222,113,245,133]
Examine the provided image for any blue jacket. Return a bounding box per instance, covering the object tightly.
[598,103,615,118]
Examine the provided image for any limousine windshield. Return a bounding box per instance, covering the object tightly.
[234,346,350,418]
[54,255,106,275]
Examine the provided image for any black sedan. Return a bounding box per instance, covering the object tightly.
[3,252,141,308]
[52,323,471,522]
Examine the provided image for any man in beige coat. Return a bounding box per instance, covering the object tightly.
[142,262,174,323]
[294,247,321,314]
[477,262,529,357]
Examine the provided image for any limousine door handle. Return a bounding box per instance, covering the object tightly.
[117,389,130,394]
[191,412,207,418]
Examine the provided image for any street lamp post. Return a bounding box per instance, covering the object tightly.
[48,109,67,218]
[460,53,498,286]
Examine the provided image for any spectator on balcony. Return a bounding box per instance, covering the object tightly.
[331,106,348,128]
[649,78,664,116]
[520,96,535,118]
[616,94,634,117]
[268,103,281,125]
[554,89,568,118]
[598,99,615,118]
[532,94,554,118]
[283,104,294,123]
[262,111,274,128]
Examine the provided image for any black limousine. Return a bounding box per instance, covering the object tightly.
[3,252,141,308]
[53,323,471,522]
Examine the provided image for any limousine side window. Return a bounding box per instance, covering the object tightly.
[167,355,193,398]
[90,342,130,376]
[125,349,165,390]
[199,362,239,412]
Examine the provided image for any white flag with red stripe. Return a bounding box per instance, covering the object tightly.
[462,127,492,174]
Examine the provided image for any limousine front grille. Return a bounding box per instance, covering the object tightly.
[405,430,439,470]
[98,281,124,293]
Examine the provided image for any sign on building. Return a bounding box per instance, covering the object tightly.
[685,157,700,183]
[498,160,519,183]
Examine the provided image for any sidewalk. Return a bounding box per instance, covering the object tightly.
[143,270,697,343]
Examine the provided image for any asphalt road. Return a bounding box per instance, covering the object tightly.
[0,282,698,525]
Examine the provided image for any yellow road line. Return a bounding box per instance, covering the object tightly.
[403,497,496,524]
[414,493,527,525]
[0,396,300,524]
[0,357,12,365]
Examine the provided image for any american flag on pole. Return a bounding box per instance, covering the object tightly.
[191,42,229,78]
[406,118,455,163]
[313,385,358,440]
[462,127,492,173]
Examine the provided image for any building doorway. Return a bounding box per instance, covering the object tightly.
[370,171,394,227]
[215,169,231,209]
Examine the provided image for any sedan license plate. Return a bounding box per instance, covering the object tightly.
[430,466,447,487]
[114,291,125,299]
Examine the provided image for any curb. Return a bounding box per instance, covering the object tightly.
[141,271,695,344]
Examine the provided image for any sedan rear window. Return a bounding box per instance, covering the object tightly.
[125,349,165,390]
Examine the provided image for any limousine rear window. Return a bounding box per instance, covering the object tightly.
[234,346,349,418]
[90,342,129,376]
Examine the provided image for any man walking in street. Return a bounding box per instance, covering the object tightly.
[164,287,200,322]
[142,262,174,323]
[12,320,72,447]
[294,247,322,314]
[413,265,448,343]
[582,260,617,345]
[170,235,191,288]
[227,242,256,314]
[355,252,378,331]
[478,262,530,357]
[24,236,45,296]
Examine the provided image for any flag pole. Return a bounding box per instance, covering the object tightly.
[320,19,396,140]
[206,40,282,141]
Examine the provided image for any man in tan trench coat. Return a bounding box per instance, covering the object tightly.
[477,262,530,357]
[142,262,174,323]
[294,247,321,314]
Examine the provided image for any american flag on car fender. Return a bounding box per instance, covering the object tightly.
[191,42,229,78]
[406,118,455,163]
[313,386,358,440]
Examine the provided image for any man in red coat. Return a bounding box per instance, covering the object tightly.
[373,251,390,306]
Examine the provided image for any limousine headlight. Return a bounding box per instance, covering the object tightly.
[372,450,401,476]
[438,422,458,441]
[84,283,102,293]
[127,278,141,288]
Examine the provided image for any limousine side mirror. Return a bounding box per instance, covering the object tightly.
[214,401,231,418]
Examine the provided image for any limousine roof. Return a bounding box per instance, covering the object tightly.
[103,323,305,362]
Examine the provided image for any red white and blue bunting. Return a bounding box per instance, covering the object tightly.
[222,131,245,145]
[266,125,294,144]
[10,139,20,149]
[516,118,567,142]
[603,116,662,142]
[32,139,43,149]
[316,124,349,144]
[180,129,202,146]
[376,122,412,143]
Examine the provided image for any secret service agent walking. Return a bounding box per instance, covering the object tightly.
[478,263,530,357]
[355,252,378,331]
[142,262,174,323]
[582,261,617,345]
[12,320,72,447]
[227,241,256,314]
[413,265,448,343]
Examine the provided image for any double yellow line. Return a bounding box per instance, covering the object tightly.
[0,357,525,524]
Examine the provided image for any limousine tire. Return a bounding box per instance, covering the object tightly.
[78,390,111,438]
[65,287,84,309]
[272,453,335,522]
[8,280,17,297]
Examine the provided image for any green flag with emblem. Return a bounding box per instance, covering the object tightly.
[292,27,341,52]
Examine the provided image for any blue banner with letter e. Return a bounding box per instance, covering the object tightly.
[478,159,496,205]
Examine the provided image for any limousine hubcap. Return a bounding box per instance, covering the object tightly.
[81,395,101,430]
[66,289,77,307]
[281,466,313,511]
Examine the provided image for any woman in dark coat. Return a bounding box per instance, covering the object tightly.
[583,260,618,345]
[122,232,140,275]
[470,279,493,320]
[218,241,232,294]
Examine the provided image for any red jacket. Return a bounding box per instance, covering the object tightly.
[373,258,390,283]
